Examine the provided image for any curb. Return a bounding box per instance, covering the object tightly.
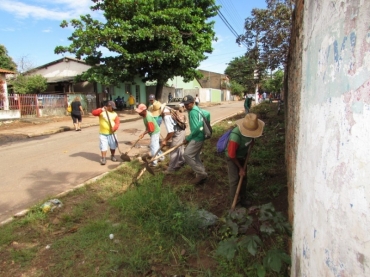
[0,165,124,227]
[0,110,244,227]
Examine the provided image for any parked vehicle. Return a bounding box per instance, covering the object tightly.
[166,97,183,110]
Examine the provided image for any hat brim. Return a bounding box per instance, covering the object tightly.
[236,118,265,138]
[151,110,160,117]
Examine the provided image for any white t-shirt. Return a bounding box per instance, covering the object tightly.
[195,97,200,103]
[162,107,176,133]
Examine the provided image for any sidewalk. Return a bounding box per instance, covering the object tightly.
[0,110,142,139]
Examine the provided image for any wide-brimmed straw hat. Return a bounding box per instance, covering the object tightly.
[236,113,265,138]
[150,101,162,117]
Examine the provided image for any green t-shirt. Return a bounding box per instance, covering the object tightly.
[143,111,160,136]
[225,127,252,159]
[186,106,211,142]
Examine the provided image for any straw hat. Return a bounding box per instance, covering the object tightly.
[236,113,265,138]
[150,101,162,117]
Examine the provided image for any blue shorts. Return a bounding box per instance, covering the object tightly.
[99,134,117,152]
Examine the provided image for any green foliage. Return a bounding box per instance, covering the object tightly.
[229,80,244,97]
[55,0,218,98]
[225,55,257,94]
[9,74,47,94]
[237,0,293,71]
[0,45,17,71]
[216,203,291,276]
[112,175,203,239]
[262,69,284,93]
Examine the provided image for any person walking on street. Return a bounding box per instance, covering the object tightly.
[148,94,162,126]
[244,95,252,114]
[262,91,267,101]
[71,96,84,131]
[268,93,273,103]
[136,103,164,167]
[181,95,210,185]
[128,93,135,114]
[224,113,264,207]
[92,101,120,165]
[160,104,186,174]
[195,94,200,106]
[168,92,173,103]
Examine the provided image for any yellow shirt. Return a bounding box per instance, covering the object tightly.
[98,111,118,135]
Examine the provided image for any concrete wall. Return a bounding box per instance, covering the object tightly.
[289,0,370,276]
[31,60,91,78]
[167,76,201,90]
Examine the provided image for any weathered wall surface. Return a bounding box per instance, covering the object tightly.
[289,0,370,276]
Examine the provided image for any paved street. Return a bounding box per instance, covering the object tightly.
[0,101,244,223]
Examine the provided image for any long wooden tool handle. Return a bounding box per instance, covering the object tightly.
[231,139,254,210]
[125,137,141,154]
[105,109,122,154]
[147,142,186,163]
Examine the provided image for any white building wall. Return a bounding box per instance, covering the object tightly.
[31,60,91,78]
[292,1,370,276]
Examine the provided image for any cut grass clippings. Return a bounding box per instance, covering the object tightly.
[0,102,288,277]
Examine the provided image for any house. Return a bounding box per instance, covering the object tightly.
[24,57,148,111]
[24,57,93,94]
[146,70,232,105]
[197,70,231,102]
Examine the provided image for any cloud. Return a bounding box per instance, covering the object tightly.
[0,0,92,21]
[0,27,16,32]
[42,28,52,33]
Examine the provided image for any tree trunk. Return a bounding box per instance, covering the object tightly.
[155,81,164,101]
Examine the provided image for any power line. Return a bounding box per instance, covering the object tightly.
[218,0,245,34]
[214,3,248,48]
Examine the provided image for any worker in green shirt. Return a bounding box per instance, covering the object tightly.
[136,103,163,167]
[181,95,210,185]
[225,113,264,207]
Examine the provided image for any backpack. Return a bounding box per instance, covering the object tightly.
[197,109,212,139]
[164,107,187,130]
[216,129,233,153]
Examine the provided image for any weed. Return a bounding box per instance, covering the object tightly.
[0,102,287,276]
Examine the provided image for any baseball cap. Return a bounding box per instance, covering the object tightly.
[181,95,195,105]
[135,103,147,113]
[148,94,155,101]
[107,101,116,109]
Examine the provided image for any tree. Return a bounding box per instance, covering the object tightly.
[237,0,293,71]
[17,55,35,73]
[229,80,244,97]
[9,75,47,94]
[261,69,284,94]
[225,55,257,94]
[55,0,218,99]
[0,45,17,71]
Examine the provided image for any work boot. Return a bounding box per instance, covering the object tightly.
[100,158,106,165]
[111,155,117,162]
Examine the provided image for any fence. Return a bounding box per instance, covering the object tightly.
[5,94,67,118]
[0,94,68,119]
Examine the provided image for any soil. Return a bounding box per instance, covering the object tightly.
[0,103,288,276]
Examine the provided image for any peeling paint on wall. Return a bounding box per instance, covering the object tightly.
[289,0,370,276]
